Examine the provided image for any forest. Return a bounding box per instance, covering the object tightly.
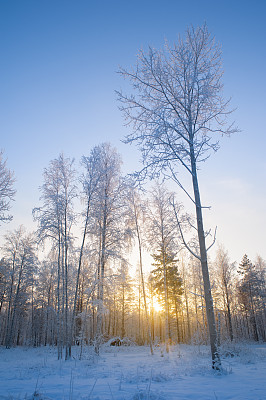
[0,143,265,360]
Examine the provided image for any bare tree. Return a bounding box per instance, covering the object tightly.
[0,258,9,314]
[127,186,154,355]
[214,246,235,341]
[70,146,104,354]
[0,151,16,224]
[118,24,238,369]
[88,143,129,354]
[33,154,76,359]
[2,226,37,348]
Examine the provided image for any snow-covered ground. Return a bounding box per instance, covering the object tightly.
[0,342,265,400]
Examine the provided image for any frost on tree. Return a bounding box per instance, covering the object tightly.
[0,151,16,224]
[118,24,238,370]
[85,143,130,354]
[33,154,77,360]
[2,227,37,348]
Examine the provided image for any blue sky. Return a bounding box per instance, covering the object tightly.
[1,0,266,262]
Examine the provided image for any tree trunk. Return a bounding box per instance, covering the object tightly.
[134,207,154,355]
[175,301,180,343]
[162,246,170,353]
[44,281,52,346]
[95,206,107,355]
[121,284,125,338]
[5,255,15,348]
[190,143,221,370]
[6,254,25,348]
[70,200,90,357]
[64,210,71,360]
[225,287,234,341]
[181,258,191,343]
[57,233,63,360]
[249,283,259,341]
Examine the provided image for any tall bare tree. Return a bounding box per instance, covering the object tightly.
[118,24,238,369]
[33,154,76,359]
[70,146,104,354]
[88,143,129,354]
[127,186,154,355]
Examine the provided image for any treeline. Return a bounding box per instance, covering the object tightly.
[0,144,265,358]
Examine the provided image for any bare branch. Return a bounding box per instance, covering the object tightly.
[171,196,201,261]
[206,226,217,252]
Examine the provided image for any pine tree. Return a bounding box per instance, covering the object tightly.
[151,248,183,346]
[238,255,260,341]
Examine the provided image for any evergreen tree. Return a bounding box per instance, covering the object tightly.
[238,255,260,341]
[151,249,183,344]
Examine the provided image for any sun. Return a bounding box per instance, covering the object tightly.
[152,298,163,313]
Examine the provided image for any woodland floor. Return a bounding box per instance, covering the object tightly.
[0,341,265,400]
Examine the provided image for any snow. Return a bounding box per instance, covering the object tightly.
[0,342,265,400]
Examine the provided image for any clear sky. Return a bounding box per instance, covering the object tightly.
[0,0,265,263]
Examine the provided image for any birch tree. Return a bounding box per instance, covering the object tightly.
[88,143,129,354]
[33,154,76,359]
[70,146,104,353]
[0,258,9,314]
[0,151,16,224]
[2,227,37,348]
[118,24,237,369]
[127,186,154,354]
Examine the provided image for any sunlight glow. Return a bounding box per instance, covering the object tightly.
[151,298,163,313]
